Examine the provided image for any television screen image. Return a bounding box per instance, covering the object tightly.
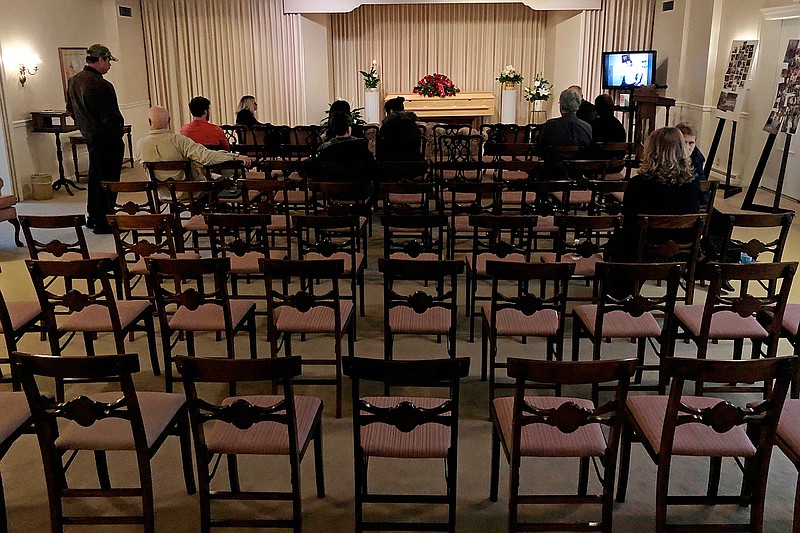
[602,51,656,89]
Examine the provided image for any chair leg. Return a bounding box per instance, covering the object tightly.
[177,410,196,495]
[707,456,721,498]
[248,316,257,360]
[94,451,111,490]
[634,338,646,384]
[227,455,240,493]
[144,315,160,376]
[314,419,325,498]
[481,319,488,382]
[655,453,673,533]
[354,453,366,533]
[616,421,632,503]
[9,218,22,248]
[571,319,581,362]
[0,471,7,533]
[447,452,457,533]
[335,337,343,419]
[490,425,501,502]
[136,457,155,533]
[578,457,589,496]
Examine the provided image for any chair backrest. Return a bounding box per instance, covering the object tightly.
[467,215,537,265]
[381,214,447,260]
[26,259,121,351]
[205,213,274,261]
[201,159,247,183]
[343,356,470,449]
[562,159,610,183]
[142,160,193,183]
[380,182,435,217]
[553,214,622,262]
[307,181,371,216]
[698,261,797,357]
[101,180,159,216]
[293,214,359,261]
[146,257,234,331]
[440,181,502,218]
[19,214,90,260]
[379,258,464,333]
[176,355,304,459]
[587,180,627,215]
[486,260,575,338]
[491,160,542,188]
[286,125,324,159]
[434,134,483,182]
[11,352,149,489]
[375,161,430,183]
[719,212,794,264]
[108,214,179,290]
[659,356,796,457]
[524,180,573,218]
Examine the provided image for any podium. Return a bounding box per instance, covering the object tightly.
[631,86,675,149]
[30,111,84,195]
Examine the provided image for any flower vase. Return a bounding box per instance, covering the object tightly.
[364,88,380,124]
[534,100,545,112]
[501,83,518,124]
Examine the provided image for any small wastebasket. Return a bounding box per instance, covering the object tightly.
[30,173,53,201]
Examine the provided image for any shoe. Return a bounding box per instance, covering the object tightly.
[720,280,735,293]
[92,225,112,235]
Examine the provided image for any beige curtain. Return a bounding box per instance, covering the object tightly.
[330,4,546,122]
[141,0,305,127]
[580,0,657,100]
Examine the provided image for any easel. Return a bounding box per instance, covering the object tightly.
[741,132,793,213]
[703,117,741,199]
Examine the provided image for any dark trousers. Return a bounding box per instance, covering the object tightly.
[85,135,124,227]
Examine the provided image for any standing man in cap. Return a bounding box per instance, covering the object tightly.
[66,44,124,234]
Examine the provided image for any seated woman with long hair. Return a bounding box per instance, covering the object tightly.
[616,126,702,261]
[235,95,263,126]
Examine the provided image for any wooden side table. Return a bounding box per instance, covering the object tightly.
[70,124,134,182]
[30,111,83,195]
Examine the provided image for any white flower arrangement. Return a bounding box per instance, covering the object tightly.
[524,73,552,102]
[360,59,380,90]
[496,64,524,85]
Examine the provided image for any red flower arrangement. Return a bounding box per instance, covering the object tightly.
[413,73,461,98]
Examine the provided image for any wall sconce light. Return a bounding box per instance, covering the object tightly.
[19,64,39,87]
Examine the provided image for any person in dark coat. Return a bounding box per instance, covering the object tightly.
[569,85,598,124]
[377,96,423,161]
[591,94,627,143]
[536,88,593,178]
[235,95,263,126]
[317,112,376,199]
[66,44,125,234]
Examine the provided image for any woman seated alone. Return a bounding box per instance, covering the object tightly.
[617,126,702,259]
[235,95,263,126]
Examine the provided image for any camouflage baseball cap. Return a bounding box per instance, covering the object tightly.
[86,44,117,61]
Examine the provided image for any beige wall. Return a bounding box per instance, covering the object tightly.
[544,10,582,118]
[0,0,150,200]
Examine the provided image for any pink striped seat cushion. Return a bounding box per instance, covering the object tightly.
[305,251,364,276]
[389,252,440,261]
[0,392,31,444]
[501,191,524,205]
[605,171,625,181]
[183,214,207,232]
[169,300,256,331]
[388,193,424,204]
[205,395,322,455]
[540,253,601,277]
[552,190,591,204]
[228,250,286,274]
[777,399,800,453]
[389,306,451,334]
[483,306,559,337]
[60,300,151,332]
[276,301,354,333]
[626,395,756,457]
[673,305,768,340]
[465,252,525,276]
[574,305,661,338]
[611,191,624,202]
[493,396,607,457]
[361,396,451,458]
[267,217,290,231]
[450,215,473,233]
[56,392,186,451]
[533,216,557,233]
[501,170,529,181]
[781,304,800,336]
[0,301,41,333]
[130,252,199,275]
[42,251,119,262]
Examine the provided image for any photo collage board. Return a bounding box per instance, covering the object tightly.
[764,39,800,135]
[717,40,758,119]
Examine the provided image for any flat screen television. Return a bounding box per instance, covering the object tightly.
[602,50,657,89]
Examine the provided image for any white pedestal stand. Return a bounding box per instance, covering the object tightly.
[501,83,518,124]
[364,88,381,124]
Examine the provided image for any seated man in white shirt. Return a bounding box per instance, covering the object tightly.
[135,105,251,183]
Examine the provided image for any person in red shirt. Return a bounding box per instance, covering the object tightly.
[179,96,230,150]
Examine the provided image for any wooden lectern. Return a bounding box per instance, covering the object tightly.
[30,111,84,195]
[631,86,675,148]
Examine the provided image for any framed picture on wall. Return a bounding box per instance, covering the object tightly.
[58,47,86,99]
